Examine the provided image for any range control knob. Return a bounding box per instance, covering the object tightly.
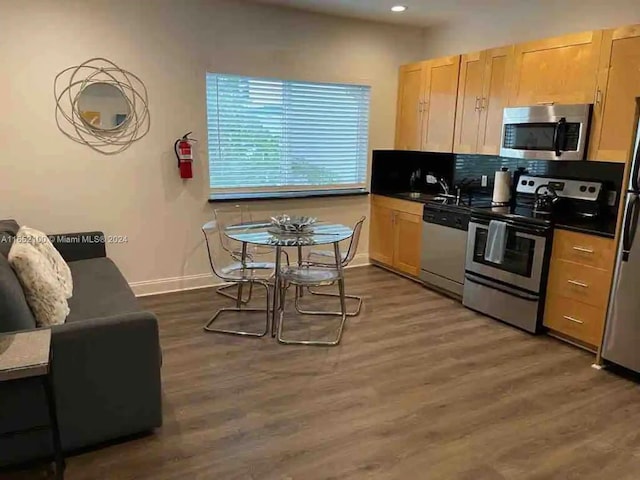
[588,186,597,193]
[521,180,527,186]
[579,185,587,192]
[528,180,535,186]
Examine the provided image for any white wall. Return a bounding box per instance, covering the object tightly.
[421,0,640,57]
[0,0,426,294]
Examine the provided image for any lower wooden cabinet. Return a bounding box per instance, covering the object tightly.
[543,229,616,348]
[544,294,606,347]
[369,195,422,277]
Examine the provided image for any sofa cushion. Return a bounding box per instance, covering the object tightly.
[66,257,140,322]
[0,219,19,259]
[8,242,70,327]
[0,253,37,333]
[17,226,73,298]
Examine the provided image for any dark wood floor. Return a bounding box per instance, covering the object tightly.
[10,266,640,479]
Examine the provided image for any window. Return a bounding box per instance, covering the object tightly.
[206,73,370,196]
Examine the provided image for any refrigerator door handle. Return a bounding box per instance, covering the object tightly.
[622,193,639,262]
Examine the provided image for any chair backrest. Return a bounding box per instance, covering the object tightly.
[202,220,239,281]
[342,216,366,266]
[214,205,251,260]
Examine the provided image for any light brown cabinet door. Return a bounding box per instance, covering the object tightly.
[508,31,602,106]
[589,26,640,163]
[453,52,484,154]
[421,55,461,153]
[477,47,511,155]
[369,203,394,266]
[395,62,425,150]
[392,211,422,276]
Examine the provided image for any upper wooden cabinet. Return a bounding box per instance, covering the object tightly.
[421,56,461,152]
[453,52,484,153]
[508,31,603,107]
[454,47,511,155]
[395,62,425,151]
[588,25,640,163]
[394,56,460,153]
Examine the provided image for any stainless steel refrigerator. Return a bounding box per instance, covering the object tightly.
[602,123,640,372]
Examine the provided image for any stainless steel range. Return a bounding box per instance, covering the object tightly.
[463,175,605,333]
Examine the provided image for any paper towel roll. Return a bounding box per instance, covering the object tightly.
[492,169,511,205]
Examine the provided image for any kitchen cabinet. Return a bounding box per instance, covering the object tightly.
[394,56,460,153]
[421,56,461,153]
[369,195,422,277]
[395,62,425,151]
[508,31,603,107]
[588,25,640,163]
[454,47,512,155]
[543,229,616,349]
[453,52,484,153]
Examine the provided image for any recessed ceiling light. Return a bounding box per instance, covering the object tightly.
[391,5,408,12]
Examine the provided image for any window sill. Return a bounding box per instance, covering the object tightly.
[208,188,370,203]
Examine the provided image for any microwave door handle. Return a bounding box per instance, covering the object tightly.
[553,117,567,157]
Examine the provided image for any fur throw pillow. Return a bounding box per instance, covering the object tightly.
[8,242,70,327]
[16,226,73,298]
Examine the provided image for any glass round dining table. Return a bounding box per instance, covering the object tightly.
[224,221,354,337]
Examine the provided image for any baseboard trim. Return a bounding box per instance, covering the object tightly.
[131,253,370,297]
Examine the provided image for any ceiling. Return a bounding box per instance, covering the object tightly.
[252,0,525,27]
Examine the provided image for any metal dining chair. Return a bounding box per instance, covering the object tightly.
[202,220,273,337]
[214,205,287,305]
[296,216,365,317]
[276,241,348,346]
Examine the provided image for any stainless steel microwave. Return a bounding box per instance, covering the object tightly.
[500,104,592,161]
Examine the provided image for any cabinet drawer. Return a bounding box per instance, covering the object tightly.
[547,259,612,308]
[544,293,605,346]
[552,229,616,269]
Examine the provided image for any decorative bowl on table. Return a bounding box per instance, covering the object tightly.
[269,214,317,234]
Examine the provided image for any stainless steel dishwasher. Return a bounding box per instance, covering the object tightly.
[420,202,470,298]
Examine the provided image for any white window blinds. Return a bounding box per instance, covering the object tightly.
[206,73,370,193]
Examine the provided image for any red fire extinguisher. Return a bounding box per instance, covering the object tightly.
[174,132,195,179]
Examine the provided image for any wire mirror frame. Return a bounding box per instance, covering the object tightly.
[54,57,150,155]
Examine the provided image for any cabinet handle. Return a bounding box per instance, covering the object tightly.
[536,101,555,106]
[481,97,487,110]
[567,279,589,288]
[572,246,594,254]
[595,88,602,105]
[563,315,584,324]
[474,96,481,111]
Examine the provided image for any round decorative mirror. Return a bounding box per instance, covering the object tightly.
[77,82,131,131]
[54,58,150,154]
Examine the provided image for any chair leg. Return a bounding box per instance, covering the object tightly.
[278,281,348,346]
[295,283,362,317]
[216,282,253,305]
[204,282,269,337]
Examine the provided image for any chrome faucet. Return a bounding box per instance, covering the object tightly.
[438,177,450,196]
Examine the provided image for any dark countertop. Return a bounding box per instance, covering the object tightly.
[554,217,617,239]
[375,191,618,239]
[377,191,442,203]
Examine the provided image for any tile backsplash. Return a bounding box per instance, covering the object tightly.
[453,154,625,199]
[371,150,626,204]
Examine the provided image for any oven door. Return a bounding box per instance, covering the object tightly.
[466,219,548,293]
[500,104,591,161]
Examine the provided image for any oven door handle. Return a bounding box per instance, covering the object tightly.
[465,273,540,301]
[470,218,549,237]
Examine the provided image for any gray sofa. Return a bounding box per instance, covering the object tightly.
[0,219,162,466]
